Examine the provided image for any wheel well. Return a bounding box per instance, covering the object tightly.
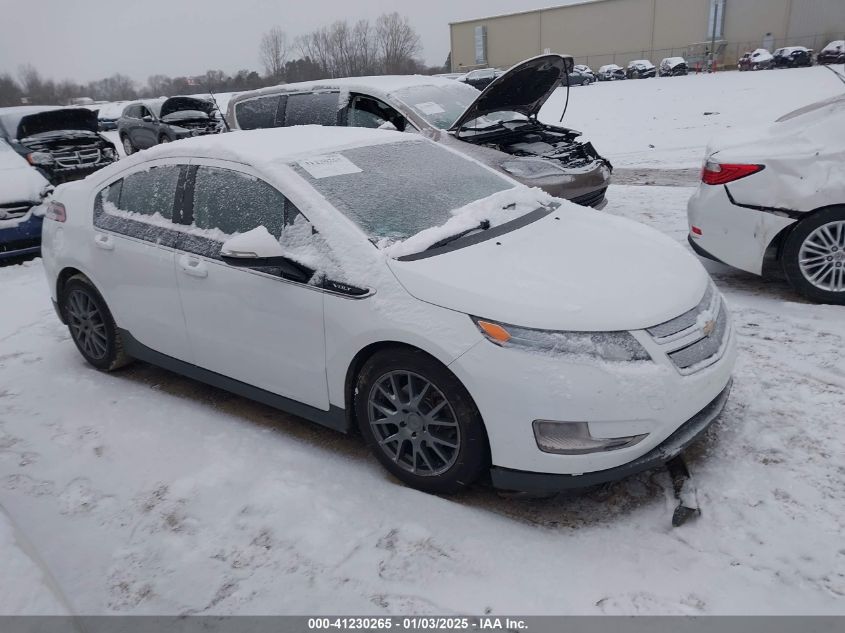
[56,267,88,301]
[769,204,845,261]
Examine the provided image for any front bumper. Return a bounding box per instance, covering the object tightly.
[0,211,42,260]
[687,183,796,275]
[491,379,732,492]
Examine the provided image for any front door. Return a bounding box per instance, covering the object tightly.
[173,161,330,410]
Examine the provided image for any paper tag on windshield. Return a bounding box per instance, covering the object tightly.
[414,101,446,115]
[298,154,362,179]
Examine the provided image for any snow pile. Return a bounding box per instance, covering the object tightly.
[0,139,50,209]
[381,186,551,258]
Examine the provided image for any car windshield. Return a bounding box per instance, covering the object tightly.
[292,140,521,249]
[392,83,481,129]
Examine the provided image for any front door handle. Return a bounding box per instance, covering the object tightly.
[179,254,208,278]
[94,233,114,250]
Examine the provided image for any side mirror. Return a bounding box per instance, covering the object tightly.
[142,115,153,123]
[377,120,398,131]
[220,227,313,282]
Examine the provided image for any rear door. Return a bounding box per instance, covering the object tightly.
[172,159,330,409]
[283,92,341,126]
[89,159,192,360]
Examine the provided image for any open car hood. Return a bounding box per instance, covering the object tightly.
[449,54,572,133]
[160,96,215,119]
[17,108,99,139]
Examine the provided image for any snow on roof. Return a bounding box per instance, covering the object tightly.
[629,59,655,67]
[240,75,460,100]
[114,125,415,168]
[822,40,844,51]
[662,57,686,65]
[776,46,810,54]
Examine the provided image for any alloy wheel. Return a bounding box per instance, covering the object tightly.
[66,289,109,360]
[122,137,133,155]
[367,370,461,477]
[799,220,845,292]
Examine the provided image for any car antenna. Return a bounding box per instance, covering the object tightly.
[822,64,845,87]
[204,82,231,132]
[558,58,572,123]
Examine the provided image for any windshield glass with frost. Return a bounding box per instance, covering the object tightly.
[393,83,526,131]
[292,140,517,243]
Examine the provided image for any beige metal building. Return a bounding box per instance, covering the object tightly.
[450,0,845,71]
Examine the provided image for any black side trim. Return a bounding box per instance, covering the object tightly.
[396,207,553,262]
[119,329,349,433]
[687,235,728,265]
[490,379,733,493]
[724,185,802,220]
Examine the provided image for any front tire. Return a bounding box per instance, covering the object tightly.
[62,275,133,370]
[121,135,135,155]
[782,207,845,305]
[355,348,488,494]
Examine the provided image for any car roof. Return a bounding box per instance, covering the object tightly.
[112,125,418,168]
[233,75,460,103]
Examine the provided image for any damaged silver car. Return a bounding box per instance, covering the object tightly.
[226,55,612,207]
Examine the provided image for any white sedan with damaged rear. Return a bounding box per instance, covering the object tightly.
[688,95,845,304]
[41,126,736,494]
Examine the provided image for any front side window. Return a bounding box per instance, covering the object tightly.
[285,92,339,126]
[191,166,286,238]
[348,95,405,131]
[235,95,281,130]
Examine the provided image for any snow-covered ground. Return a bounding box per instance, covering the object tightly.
[2,67,845,615]
[540,64,845,168]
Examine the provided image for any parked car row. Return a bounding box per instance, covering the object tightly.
[739,40,844,70]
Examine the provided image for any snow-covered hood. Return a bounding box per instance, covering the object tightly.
[751,49,773,62]
[822,40,844,54]
[387,204,708,332]
[0,139,49,204]
[160,97,215,120]
[449,55,571,132]
[15,108,99,139]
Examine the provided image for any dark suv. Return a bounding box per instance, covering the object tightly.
[117,96,220,154]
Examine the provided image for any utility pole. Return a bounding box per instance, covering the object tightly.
[709,0,719,72]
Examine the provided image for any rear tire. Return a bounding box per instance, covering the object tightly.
[355,348,488,494]
[61,275,133,371]
[781,206,845,305]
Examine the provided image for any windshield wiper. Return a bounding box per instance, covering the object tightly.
[425,219,491,251]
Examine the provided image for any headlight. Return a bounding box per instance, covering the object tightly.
[27,152,54,166]
[102,147,115,160]
[500,158,567,179]
[472,317,652,362]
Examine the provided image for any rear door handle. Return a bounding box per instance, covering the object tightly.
[94,233,114,250]
[179,254,208,278]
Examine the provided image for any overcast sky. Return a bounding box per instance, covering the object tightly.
[0,0,574,84]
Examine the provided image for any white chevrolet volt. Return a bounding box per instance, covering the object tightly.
[688,94,845,304]
[41,126,736,494]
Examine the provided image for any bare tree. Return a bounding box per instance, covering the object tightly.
[375,13,422,74]
[260,27,289,82]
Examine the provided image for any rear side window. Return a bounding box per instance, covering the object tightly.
[235,96,281,130]
[191,166,286,237]
[285,92,339,126]
[117,166,181,219]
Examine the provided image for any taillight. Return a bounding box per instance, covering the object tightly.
[701,161,764,185]
[45,201,66,222]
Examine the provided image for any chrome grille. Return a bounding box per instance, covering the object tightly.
[53,148,102,168]
[646,283,730,375]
